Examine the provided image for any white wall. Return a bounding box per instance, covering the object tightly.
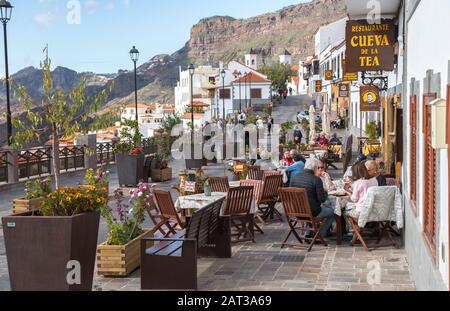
[406,0,450,288]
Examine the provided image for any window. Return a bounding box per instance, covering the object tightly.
[423,93,437,257]
[252,60,255,66]
[250,88,262,99]
[410,95,418,205]
[219,89,231,99]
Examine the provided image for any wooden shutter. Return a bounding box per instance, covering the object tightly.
[423,93,437,257]
[410,95,417,204]
[220,89,231,99]
[251,88,262,99]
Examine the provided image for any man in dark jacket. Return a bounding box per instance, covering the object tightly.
[290,158,335,238]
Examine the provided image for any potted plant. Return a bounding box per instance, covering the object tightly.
[97,183,154,277]
[365,121,379,142]
[151,155,172,182]
[2,185,107,291]
[80,168,110,201]
[114,119,145,187]
[13,177,52,214]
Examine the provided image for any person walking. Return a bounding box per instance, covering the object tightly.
[294,125,303,145]
[267,116,274,135]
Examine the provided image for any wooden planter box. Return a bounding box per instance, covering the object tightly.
[2,211,100,291]
[12,197,44,214]
[116,153,145,187]
[97,230,154,277]
[151,168,172,182]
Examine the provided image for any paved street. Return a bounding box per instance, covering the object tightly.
[0,95,415,291]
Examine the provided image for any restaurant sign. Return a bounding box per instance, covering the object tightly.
[360,86,381,112]
[315,80,322,93]
[324,70,334,81]
[345,19,396,72]
[339,83,350,98]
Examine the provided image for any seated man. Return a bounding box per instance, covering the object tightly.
[285,150,306,185]
[290,158,334,238]
[365,160,387,187]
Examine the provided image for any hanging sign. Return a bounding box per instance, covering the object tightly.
[339,83,350,98]
[315,80,322,93]
[324,70,334,81]
[360,86,381,112]
[345,19,396,72]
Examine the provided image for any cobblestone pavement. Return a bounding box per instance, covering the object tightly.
[92,213,416,291]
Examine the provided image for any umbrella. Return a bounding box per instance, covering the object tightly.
[322,103,331,135]
[309,105,317,144]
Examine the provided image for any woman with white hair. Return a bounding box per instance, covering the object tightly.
[290,157,335,239]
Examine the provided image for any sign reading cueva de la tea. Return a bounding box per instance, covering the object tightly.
[360,86,381,112]
[345,19,396,72]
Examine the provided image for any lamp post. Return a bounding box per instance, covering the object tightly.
[221,69,226,159]
[188,64,195,141]
[244,72,247,109]
[0,0,13,146]
[237,71,242,114]
[248,72,252,108]
[129,46,139,122]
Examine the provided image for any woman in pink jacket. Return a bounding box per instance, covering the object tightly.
[346,163,378,216]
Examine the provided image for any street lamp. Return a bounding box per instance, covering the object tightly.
[248,72,253,108]
[0,0,13,146]
[188,64,195,141]
[221,69,226,121]
[129,46,139,122]
[237,71,242,113]
[244,72,248,108]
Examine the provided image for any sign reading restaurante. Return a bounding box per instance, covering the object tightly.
[345,19,396,72]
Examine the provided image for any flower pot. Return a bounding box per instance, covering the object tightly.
[12,197,44,214]
[2,211,100,291]
[151,168,172,182]
[96,229,154,277]
[116,153,145,187]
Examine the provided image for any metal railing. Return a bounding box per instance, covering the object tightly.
[59,146,85,172]
[97,143,115,165]
[1,139,158,184]
[18,147,52,180]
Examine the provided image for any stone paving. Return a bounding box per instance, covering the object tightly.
[92,215,415,291]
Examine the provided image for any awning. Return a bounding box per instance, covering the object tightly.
[345,0,401,20]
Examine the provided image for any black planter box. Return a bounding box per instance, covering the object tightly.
[2,212,100,291]
[116,153,145,187]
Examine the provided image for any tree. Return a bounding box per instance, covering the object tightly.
[12,59,115,189]
[259,64,296,94]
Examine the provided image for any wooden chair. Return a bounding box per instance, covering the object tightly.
[153,189,186,237]
[146,194,168,236]
[209,176,230,193]
[247,166,263,180]
[259,174,284,221]
[279,188,328,252]
[342,135,353,174]
[262,170,282,178]
[240,180,265,234]
[347,186,401,252]
[223,186,255,243]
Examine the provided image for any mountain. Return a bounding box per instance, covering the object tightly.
[0,0,346,144]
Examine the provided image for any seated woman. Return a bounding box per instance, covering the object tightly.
[346,163,378,217]
[318,160,337,192]
[285,150,306,186]
[365,160,387,187]
[319,133,329,146]
[280,151,294,167]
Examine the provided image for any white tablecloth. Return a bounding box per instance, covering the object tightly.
[175,192,226,211]
[327,195,351,217]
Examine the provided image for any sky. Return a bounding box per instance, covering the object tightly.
[1,0,308,75]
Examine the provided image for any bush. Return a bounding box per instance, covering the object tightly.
[24,177,52,200]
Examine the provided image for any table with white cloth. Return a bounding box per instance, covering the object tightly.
[175,192,227,217]
[328,192,351,246]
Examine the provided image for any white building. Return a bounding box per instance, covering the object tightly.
[244,49,259,70]
[279,50,292,66]
[344,0,450,291]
